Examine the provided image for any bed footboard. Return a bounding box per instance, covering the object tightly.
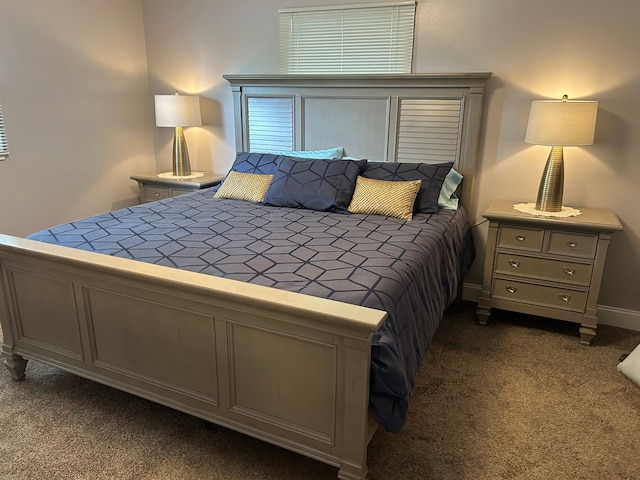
[0,235,386,480]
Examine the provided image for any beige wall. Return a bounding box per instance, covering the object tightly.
[141,0,640,318]
[2,1,639,318]
[0,0,155,237]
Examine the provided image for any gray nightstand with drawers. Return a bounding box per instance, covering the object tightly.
[476,200,622,345]
[130,172,225,203]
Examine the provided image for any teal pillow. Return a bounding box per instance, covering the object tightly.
[253,147,344,159]
[438,168,463,210]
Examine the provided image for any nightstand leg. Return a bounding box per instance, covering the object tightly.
[579,327,595,346]
[579,313,597,345]
[476,292,491,325]
[477,308,490,325]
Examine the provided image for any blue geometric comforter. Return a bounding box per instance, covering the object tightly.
[28,187,475,432]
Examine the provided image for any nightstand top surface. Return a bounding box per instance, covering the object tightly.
[130,172,225,188]
[483,200,623,232]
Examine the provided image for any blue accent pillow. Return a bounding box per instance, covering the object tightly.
[252,147,344,159]
[229,152,283,175]
[439,168,463,210]
[361,162,454,214]
[264,157,367,213]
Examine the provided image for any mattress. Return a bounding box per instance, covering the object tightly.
[28,187,475,432]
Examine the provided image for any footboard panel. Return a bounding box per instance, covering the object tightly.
[0,235,386,480]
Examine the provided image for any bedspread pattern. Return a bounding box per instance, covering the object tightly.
[28,188,474,432]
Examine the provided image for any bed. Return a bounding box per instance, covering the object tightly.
[0,73,490,479]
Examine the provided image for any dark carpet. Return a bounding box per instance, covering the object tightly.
[1,301,639,479]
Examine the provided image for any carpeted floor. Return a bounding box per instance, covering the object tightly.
[1,301,639,480]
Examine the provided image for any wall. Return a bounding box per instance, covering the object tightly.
[141,0,640,325]
[0,0,155,237]
[2,1,638,324]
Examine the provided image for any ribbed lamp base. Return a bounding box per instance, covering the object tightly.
[535,146,564,212]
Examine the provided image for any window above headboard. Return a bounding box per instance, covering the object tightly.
[279,1,417,74]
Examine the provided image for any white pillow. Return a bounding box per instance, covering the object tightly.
[618,343,640,387]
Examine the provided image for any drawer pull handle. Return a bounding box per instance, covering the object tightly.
[508,260,520,268]
[505,286,517,294]
[567,241,578,248]
[563,267,576,276]
[515,235,526,242]
[559,294,571,302]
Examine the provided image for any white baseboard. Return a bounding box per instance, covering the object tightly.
[460,282,640,333]
[598,305,640,332]
[461,282,481,303]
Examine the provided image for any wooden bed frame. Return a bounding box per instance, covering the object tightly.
[0,73,490,480]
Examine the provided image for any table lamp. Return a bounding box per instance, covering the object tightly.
[524,95,598,212]
[154,92,202,176]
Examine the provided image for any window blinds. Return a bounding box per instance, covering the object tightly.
[247,97,294,152]
[279,1,416,74]
[396,99,464,164]
[0,101,8,159]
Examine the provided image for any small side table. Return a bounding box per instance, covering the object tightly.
[476,200,622,345]
[130,172,225,203]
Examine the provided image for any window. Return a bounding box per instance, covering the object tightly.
[0,101,8,159]
[279,1,416,74]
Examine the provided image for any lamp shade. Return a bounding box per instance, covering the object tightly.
[525,98,598,146]
[154,93,202,127]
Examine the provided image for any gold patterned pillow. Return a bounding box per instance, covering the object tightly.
[214,171,274,203]
[347,176,422,221]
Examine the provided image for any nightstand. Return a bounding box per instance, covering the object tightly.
[130,172,225,203]
[476,200,622,345]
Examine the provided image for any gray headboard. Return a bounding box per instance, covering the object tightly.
[223,73,491,213]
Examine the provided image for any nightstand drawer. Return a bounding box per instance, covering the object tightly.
[145,186,169,202]
[497,226,544,251]
[494,253,593,286]
[131,173,225,205]
[170,188,192,197]
[492,278,588,312]
[546,231,597,258]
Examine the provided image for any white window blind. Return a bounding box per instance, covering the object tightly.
[247,97,294,152]
[279,1,416,74]
[0,101,8,159]
[396,99,464,164]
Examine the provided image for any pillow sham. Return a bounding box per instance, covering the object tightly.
[213,171,274,203]
[361,161,453,214]
[228,152,282,175]
[439,168,463,210]
[264,157,367,213]
[341,153,461,211]
[348,176,422,221]
[252,147,344,159]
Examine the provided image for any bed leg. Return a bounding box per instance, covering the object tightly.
[1,347,27,381]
